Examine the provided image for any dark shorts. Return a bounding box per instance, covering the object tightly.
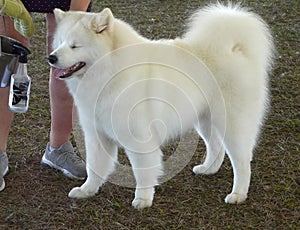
[22,0,92,13]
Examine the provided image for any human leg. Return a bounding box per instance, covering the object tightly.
[46,13,73,148]
[0,87,10,190]
[0,87,13,152]
[0,15,29,151]
[40,13,86,179]
[0,16,29,190]
[0,87,12,190]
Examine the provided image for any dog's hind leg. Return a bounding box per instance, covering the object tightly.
[223,121,257,204]
[69,134,118,199]
[193,119,225,175]
[125,149,163,210]
[223,141,252,204]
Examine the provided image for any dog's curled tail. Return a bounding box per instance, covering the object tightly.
[183,3,274,75]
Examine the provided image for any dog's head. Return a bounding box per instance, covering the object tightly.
[48,8,114,79]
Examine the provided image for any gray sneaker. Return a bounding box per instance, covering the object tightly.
[41,141,87,180]
[0,151,9,191]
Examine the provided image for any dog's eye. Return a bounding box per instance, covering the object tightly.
[70,44,82,49]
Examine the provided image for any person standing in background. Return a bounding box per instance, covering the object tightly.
[0,0,92,191]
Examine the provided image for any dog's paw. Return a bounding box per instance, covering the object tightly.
[225,193,247,204]
[132,198,153,210]
[68,187,95,199]
[193,164,217,175]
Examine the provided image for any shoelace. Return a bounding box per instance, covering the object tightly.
[54,150,84,167]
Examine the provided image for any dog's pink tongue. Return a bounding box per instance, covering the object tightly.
[51,68,66,79]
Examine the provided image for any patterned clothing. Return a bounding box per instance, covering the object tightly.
[22,0,92,13]
[22,0,71,13]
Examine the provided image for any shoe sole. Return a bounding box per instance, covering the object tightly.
[41,155,85,180]
[0,167,9,191]
[0,181,5,191]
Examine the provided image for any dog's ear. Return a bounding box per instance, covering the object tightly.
[91,8,114,34]
[54,8,67,23]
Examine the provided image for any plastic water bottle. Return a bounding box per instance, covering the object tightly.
[8,54,31,113]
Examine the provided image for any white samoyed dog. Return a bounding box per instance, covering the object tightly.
[48,3,274,209]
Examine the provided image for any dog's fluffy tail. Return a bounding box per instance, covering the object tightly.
[183,3,274,76]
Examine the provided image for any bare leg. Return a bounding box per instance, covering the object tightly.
[48,69,74,147]
[0,87,13,152]
[46,13,74,148]
[0,16,29,152]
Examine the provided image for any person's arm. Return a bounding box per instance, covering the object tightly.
[70,0,91,11]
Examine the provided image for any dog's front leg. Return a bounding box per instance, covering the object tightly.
[125,149,163,209]
[69,133,118,199]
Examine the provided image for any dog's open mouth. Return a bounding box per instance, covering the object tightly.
[58,62,86,79]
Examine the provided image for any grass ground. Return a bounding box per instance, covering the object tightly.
[0,0,299,229]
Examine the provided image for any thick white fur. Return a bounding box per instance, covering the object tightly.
[50,3,274,209]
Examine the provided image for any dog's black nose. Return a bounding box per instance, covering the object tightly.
[48,55,58,64]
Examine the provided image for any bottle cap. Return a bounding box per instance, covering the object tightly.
[12,43,30,63]
[19,53,27,63]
